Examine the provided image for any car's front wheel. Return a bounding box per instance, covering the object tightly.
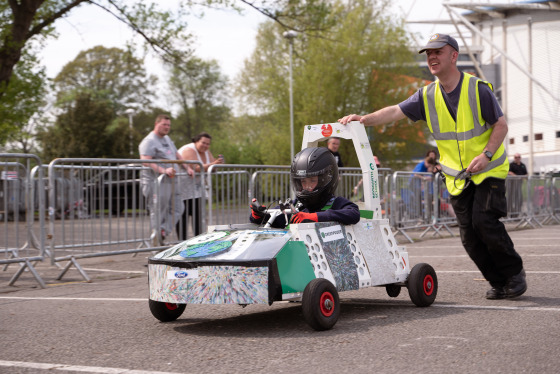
[149,300,186,322]
[302,278,340,331]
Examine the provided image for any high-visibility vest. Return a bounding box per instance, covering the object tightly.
[422,73,509,196]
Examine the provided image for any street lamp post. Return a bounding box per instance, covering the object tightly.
[283,30,297,161]
[124,108,135,156]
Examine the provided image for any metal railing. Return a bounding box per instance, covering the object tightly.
[1,154,46,288]
[2,154,559,288]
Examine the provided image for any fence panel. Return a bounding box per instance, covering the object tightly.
[45,159,203,281]
[390,171,435,242]
[208,165,290,227]
[525,175,551,228]
[504,175,529,223]
[0,154,46,288]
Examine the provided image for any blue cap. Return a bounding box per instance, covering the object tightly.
[418,33,459,54]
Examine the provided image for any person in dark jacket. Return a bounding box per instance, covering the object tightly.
[250,147,360,228]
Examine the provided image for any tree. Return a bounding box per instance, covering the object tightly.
[36,92,121,159]
[167,57,229,144]
[53,45,155,111]
[0,0,335,148]
[0,47,48,151]
[0,0,335,100]
[235,0,429,167]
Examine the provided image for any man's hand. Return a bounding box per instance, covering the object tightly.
[338,114,362,125]
[466,154,490,174]
[290,212,318,224]
[164,167,176,178]
[184,164,194,177]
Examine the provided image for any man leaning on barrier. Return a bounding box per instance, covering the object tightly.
[339,33,526,300]
[139,114,194,245]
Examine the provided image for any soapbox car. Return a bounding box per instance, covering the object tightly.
[147,122,438,331]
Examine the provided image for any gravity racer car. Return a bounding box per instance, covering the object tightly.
[148,122,437,330]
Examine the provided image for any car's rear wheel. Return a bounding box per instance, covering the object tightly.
[407,263,437,307]
[302,278,340,331]
[386,284,401,297]
[149,299,186,322]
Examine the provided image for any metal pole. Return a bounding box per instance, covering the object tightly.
[128,113,133,157]
[288,39,294,161]
[502,20,508,153]
[125,108,135,157]
[283,30,297,161]
[528,17,534,175]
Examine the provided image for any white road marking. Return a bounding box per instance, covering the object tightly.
[82,267,146,274]
[0,360,183,374]
[0,296,146,301]
[410,253,560,257]
[1,296,559,312]
[435,270,560,274]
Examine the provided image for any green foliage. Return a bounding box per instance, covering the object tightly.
[0,49,48,150]
[166,57,230,145]
[36,92,118,159]
[235,0,431,168]
[53,45,155,111]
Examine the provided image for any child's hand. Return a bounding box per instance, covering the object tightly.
[290,212,318,223]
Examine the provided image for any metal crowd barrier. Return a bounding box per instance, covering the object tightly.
[1,153,46,288]
[2,154,559,288]
[45,158,203,282]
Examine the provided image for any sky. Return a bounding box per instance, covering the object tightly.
[39,0,460,79]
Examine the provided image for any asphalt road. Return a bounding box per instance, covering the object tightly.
[1,225,559,374]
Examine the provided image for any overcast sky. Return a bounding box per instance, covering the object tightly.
[41,0,516,113]
[39,0,462,80]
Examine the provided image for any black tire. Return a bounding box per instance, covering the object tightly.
[385,284,401,298]
[302,278,340,331]
[149,299,186,322]
[407,263,438,307]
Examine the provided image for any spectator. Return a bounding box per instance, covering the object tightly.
[426,149,442,173]
[508,153,527,176]
[339,33,526,300]
[327,137,344,167]
[410,157,437,220]
[176,132,223,239]
[353,155,380,196]
[413,156,437,173]
[251,147,359,228]
[507,153,527,217]
[139,114,193,245]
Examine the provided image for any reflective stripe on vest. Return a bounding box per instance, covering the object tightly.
[423,73,509,195]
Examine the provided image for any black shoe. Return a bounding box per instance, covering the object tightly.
[486,286,506,300]
[505,269,527,298]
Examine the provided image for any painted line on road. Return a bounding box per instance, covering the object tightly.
[0,360,183,374]
[0,296,146,301]
[2,296,560,313]
[433,304,560,312]
[410,253,560,257]
[82,267,146,274]
[434,270,560,274]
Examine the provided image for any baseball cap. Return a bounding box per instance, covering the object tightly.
[418,33,459,54]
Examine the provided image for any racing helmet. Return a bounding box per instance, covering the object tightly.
[291,147,338,211]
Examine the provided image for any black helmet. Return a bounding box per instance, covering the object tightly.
[291,147,338,211]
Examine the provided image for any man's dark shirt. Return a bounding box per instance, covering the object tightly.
[398,72,503,125]
[330,151,344,167]
[509,162,527,176]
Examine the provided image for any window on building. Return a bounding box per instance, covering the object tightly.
[523,135,528,142]
[556,131,560,138]
[509,138,515,145]
[535,133,543,141]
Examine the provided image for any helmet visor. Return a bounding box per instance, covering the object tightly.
[292,166,334,193]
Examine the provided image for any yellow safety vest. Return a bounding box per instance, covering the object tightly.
[422,73,509,196]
